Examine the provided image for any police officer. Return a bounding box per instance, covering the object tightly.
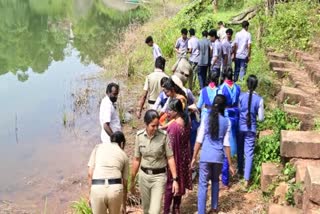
[130,109,179,214]
[88,131,129,214]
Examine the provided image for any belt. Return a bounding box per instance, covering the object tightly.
[141,166,166,175]
[148,100,156,105]
[91,178,122,185]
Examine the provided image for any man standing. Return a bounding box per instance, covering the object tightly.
[209,29,223,81]
[221,28,234,77]
[99,83,121,143]
[234,21,252,82]
[197,30,211,89]
[217,21,227,41]
[145,36,162,61]
[136,56,168,119]
[175,28,189,57]
[187,28,199,91]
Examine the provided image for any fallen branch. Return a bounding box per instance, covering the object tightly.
[228,7,260,25]
[231,6,258,22]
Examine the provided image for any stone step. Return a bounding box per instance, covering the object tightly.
[268,204,302,214]
[283,104,314,130]
[278,86,305,105]
[302,62,320,88]
[304,166,320,205]
[261,163,282,192]
[272,67,295,78]
[268,52,289,61]
[269,60,295,69]
[311,43,320,59]
[290,159,320,182]
[295,50,315,62]
[281,131,320,159]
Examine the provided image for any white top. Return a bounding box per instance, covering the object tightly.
[234,29,252,59]
[218,26,227,41]
[152,43,162,61]
[99,96,121,143]
[188,36,200,63]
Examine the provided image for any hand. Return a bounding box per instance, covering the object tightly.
[247,57,250,63]
[87,198,91,208]
[121,206,126,214]
[136,110,141,119]
[172,180,179,196]
[190,158,196,170]
[229,165,236,176]
[130,181,136,195]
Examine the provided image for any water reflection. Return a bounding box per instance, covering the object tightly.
[0,0,147,81]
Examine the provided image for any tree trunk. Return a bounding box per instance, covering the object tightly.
[212,0,218,13]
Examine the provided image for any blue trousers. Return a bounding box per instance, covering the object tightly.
[234,58,247,82]
[198,162,222,214]
[198,65,208,89]
[190,113,200,158]
[237,131,256,181]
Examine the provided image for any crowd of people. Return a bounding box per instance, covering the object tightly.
[87,20,265,214]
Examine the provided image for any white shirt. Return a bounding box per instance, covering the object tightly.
[99,96,121,143]
[234,29,252,59]
[152,43,162,61]
[218,27,227,41]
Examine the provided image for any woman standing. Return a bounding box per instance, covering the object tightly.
[191,95,235,214]
[130,110,179,214]
[238,75,264,187]
[218,68,241,188]
[164,99,192,214]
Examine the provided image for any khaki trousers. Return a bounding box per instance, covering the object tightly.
[139,170,167,214]
[90,184,123,214]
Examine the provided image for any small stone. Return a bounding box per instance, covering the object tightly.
[274,182,289,204]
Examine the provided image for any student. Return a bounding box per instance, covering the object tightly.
[218,69,241,188]
[137,56,168,119]
[238,75,264,187]
[145,36,162,61]
[217,21,227,41]
[175,28,189,57]
[152,77,169,111]
[197,30,211,89]
[234,21,252,82]
[191,95,235,214]
[187,28,200,91]
[221,28,234,77]
[208,29,222,81]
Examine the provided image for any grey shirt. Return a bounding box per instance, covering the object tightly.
[222,39,233,67]
[188,36,200,63]
[211,40,223,69]
[198,37,211,66]
[175,37,189,53]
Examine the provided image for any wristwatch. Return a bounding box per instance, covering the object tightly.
[173,177,179,182]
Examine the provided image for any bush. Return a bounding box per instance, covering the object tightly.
[71,198,92,214]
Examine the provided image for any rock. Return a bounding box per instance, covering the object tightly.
[259,130,274,138]
[290,159,320,183]
[272,67,295,78]
[281,131,320,159]
[274,182,289,204]
[278,86,305,105]
[302,190,320,214]
[261,163,282,192]
[304,166,320,205]
[282,104,313,130]
[124,112,133,123]
[269,60,294,69]
[294,190,303,209]
[268,204,302,214]
[268,52,288,61]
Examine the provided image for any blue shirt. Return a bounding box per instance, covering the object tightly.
[218,82,241,107]
[196,115,231,163]
[197,86,218,116]
[239,92,264,133]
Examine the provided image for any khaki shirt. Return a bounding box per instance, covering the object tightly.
[143,69,168,102]
[134,129,173,169]
[88,143,129,180]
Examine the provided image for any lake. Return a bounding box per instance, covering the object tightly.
[0,0,145,212]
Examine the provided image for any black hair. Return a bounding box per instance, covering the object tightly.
[242,21,249,28]
[181,28,188,35]
[168,98,189,127]
[106,83,119,94]
[155,56,166,70]
[189,28,195,36]
[162,78,187,98]
[223,67,233,81]
[110,131,126,147]
[208,29,218,39]
[246,75,258,129]
[202,30,208,37]
[226,28,233,35]
[209,95,226,140]
[144,109,160,125]
[208,71,219,85]
[218,21,224,26]
[145,36,153,44]
[160,77,169,87]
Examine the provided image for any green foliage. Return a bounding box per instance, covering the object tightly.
[283,163,296,182]
[263,0,320,50]
[286,182,303,206]
[71,198,92,214]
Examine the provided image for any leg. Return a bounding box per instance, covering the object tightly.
[221,157,229,186]
[163,180,173,214]
[90,186,108,214]
[192,63,198,89]
[139,171,151,214]
[239,59,246,81]
[198,162,211,214]
[198,66,208,89]
[211,163,222,210]
[149,173,166,214]
[107,184,123,214]
[234,58,240,82]
[237,131,245,176]
[244,132,257,181]
[172,196,182,214]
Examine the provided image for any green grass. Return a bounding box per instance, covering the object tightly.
[71,198,92,214]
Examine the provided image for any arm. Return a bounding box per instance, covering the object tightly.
[130,157,141,192]
[103,123,113,136]
[88,166,94,195]
[258,99,264,121]
[167,156,179,194]
[152,95,162,110]
[224,146,234,175]
[191,119,205,168]
[137,90,148,119]
[247,34,252,62]
[187,39,192,54]
[175,39,180,53]
[223,120,235,175]
[122,158,129,213]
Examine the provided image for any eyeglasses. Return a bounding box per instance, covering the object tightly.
[180,71,189,78]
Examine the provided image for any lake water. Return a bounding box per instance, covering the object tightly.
[0,0,143,212]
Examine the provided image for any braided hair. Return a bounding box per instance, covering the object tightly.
[209,95,226,140]
[246,75,258,129]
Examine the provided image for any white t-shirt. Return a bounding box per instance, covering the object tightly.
[99,96,121,143]
[234,29,252,59]
[218,27,227,41]
[152,43,162,61]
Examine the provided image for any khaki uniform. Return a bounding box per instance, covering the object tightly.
[134,129,173,214]
[172,57,192,85]
[88,143,129,214]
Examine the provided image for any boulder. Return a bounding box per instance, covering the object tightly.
[274,182,289,204]
[261,163,282,192]
[268,204,302,214]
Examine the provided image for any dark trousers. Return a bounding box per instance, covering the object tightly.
[164,181,182,214]
[198,65,208,89]
[234,58,247,82]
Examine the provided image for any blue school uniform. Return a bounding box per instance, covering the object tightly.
[196,115,231,213]
[197,86,219,120]
[238,91,264,180]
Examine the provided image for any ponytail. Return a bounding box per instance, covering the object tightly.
[246,75,258,129]
[246,90,253,129]
[209,95,226,140]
